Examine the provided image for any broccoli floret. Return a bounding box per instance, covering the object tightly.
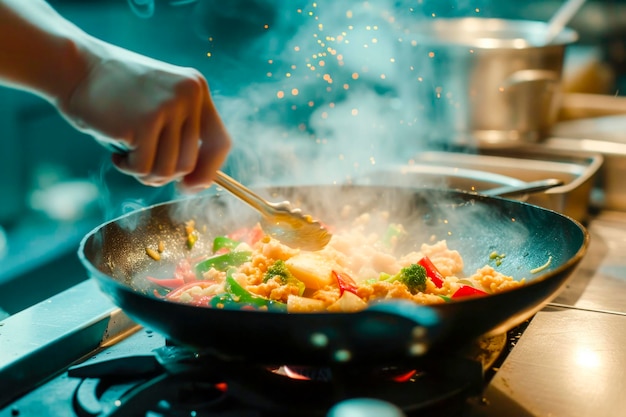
[264,260,295,284]
[382,263,427,294]
[264,260,305,296]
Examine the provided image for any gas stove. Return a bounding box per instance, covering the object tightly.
[0,308,525,417]
[1,137,626,417]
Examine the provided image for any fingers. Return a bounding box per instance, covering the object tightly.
[107,68,229,190]
[179,96,231,193]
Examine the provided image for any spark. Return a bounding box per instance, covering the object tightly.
[277,91,285,99]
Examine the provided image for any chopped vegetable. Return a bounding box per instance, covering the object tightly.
[332,270,358,296]
[264,260,305,296]
[146,247,161,261]
[489,251,506,266]
[452,285,489,299]
[195,251,252,275]
[185,220,199,249]
[264,260,294,284]
[221,268,287,312]
[212,236,240,253]
[284,252,337,290]
[530,256,552,274]
[327,291,367,312]
[381,263,427,294]
[417,256,445,288]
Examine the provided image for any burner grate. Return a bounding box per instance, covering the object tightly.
[68,345,485,417]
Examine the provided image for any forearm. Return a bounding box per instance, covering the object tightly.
[0,0,100,104]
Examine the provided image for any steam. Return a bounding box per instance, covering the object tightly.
[90,1,510,226]
[198,1,499,186]
[98,2,510,220]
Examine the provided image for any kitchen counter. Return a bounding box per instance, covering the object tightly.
[468,210,626,417]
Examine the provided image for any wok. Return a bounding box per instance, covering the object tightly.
[78,185,588,368]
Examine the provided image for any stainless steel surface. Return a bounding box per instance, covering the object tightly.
[399,18,577,147]
[474,308,626,417]
[214,170,332,251]
[550,210,626,314]
[0,280,138,407]
[480,178,564,198]
[468,209,626,417]
[411,150,601,222]
[543,131,626,211]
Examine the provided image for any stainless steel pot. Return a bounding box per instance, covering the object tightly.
[398,18,578,148]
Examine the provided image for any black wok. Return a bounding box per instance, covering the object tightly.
[78,185,588,368]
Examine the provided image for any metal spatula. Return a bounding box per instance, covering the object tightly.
[214,171,332,251]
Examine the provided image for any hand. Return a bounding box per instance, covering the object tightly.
[58,43,231,193]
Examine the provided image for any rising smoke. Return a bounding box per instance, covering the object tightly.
[192,0,496,187]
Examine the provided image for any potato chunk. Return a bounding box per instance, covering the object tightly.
[285,252,337,290]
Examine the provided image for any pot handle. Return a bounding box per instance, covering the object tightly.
[501,69,561,88]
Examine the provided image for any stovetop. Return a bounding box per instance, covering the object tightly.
[0,326,507,417]
[1,208,624,417]
[2,137,626,416]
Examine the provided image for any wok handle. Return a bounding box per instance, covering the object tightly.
[481,178,565,198]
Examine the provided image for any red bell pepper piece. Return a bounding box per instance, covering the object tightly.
[452,285,489,298]
[418,256,445,288]
[332,270,359,296]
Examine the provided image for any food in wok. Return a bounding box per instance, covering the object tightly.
[79,185,588,365]
[148,210,529,313]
